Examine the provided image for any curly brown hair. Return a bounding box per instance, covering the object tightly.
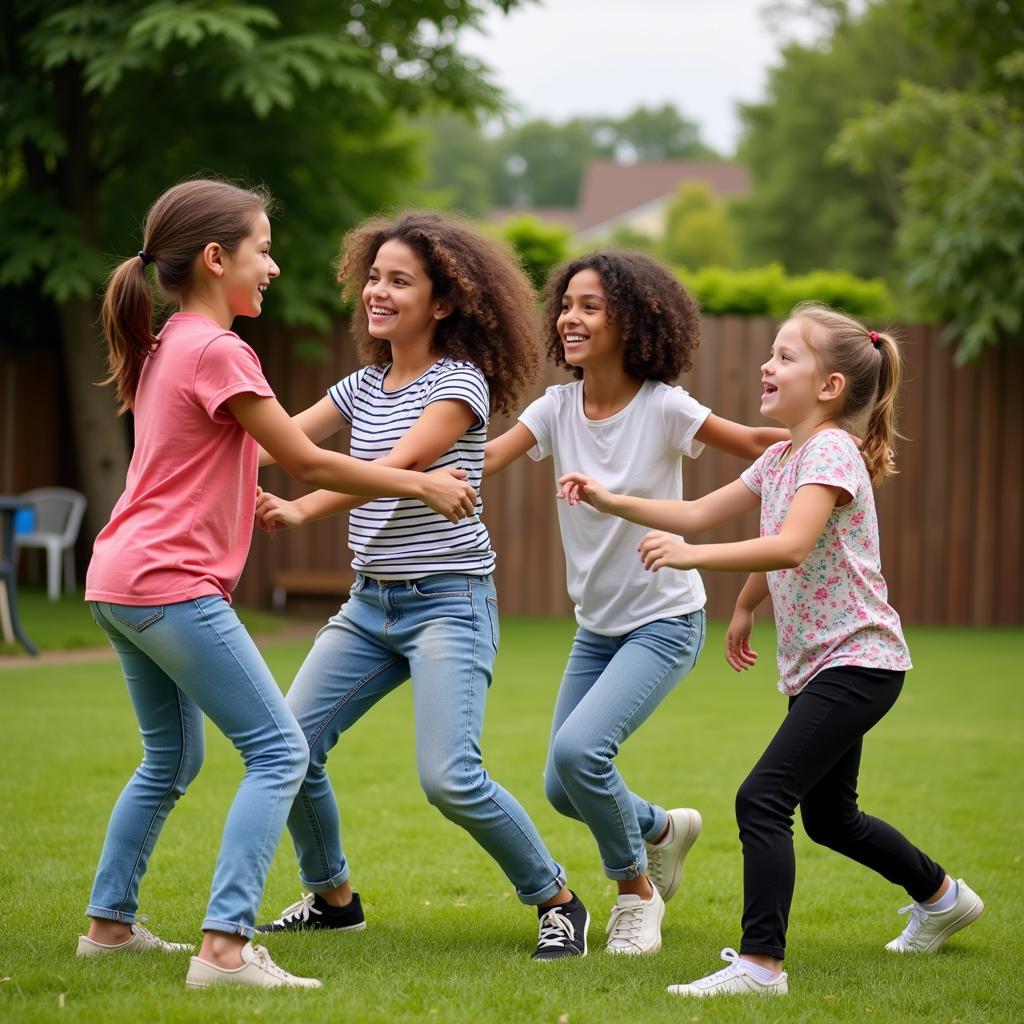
[541,251,701,382]
[336,211,539,417]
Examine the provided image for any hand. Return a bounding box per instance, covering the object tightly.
[637,531,699,572]
[557,472,617,512]
[422,468,477,524]
[725,605,759,672]
[255,486,306,537]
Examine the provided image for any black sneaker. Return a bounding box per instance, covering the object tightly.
[531,891,589,960]
[255,891,366,933]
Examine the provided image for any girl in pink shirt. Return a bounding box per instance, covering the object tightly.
[79,179,475,991]
[559,303,983,997]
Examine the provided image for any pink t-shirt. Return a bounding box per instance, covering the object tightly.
[85,312,275,606]
[741,428,911,696]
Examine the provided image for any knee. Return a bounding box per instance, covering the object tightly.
[549,729,599,789]
[141,737,205,797]
[543,766,577,819]
[800,803,857,849]
[178,739,205,792]
[419,761,479,818]
[735,771,777,830]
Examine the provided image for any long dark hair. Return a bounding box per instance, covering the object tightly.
[100,179,271,413]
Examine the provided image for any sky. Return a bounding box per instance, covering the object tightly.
[463,0,822,155]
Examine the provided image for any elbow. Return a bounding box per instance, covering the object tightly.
[777,542,811,569]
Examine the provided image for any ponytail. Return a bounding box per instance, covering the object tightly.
[859,330,902,485]
[100,254,158,414]
[789,302,904,486]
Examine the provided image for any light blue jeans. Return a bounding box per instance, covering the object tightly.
[544,610,706,880]
[87,597,308,937]
[285,572,566,905]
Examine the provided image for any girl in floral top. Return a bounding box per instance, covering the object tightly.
[558,302,983,997]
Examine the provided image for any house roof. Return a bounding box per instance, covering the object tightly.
[575,159,749,232]
[488,159,749,234]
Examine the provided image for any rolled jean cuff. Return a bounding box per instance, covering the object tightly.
[300,867,350,893]
[603,852,649,882]
[202,916,253,939]
[516,865,567,906]
[642,807,669,844]
[740,943,785,960]
[85,905,136,925]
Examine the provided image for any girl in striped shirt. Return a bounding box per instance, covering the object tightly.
[253,212,591,960]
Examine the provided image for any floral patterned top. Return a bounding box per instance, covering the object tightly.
[741,428,911,696]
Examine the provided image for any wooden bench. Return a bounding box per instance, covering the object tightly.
[271,568,356,612]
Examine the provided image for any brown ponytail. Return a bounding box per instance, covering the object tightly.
[99,178,272,413]
[789,302,904,485]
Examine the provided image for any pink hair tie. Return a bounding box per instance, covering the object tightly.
[869,331,881,348]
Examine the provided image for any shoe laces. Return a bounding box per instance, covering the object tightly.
[536,906,577,949]
[689,948,748,990]
[606,899,647,945]
[249,944,293,982]
[273,892,322,928]
[893,901,928,945]
[131,919,190,952]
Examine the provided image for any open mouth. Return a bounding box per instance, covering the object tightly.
[563,333,589,348]
[369,305,397,318]
[762,382,778,396]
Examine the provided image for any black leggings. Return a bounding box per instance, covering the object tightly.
[736,666,946,960]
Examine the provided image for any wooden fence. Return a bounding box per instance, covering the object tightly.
[233,317,1024,625]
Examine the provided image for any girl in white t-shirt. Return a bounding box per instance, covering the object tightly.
[485,251,786,956]
[560,303,982,995]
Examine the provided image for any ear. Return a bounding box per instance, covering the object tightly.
[433,298,455,321]
[200,242,226,278]
[819,371,847,403]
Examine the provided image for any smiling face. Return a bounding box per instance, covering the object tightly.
[557,268,625,373]
[760,318,841,427]
[220,211,279,318]
[361,239,449,347]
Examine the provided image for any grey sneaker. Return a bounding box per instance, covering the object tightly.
[667,948,788,997]
[185,942,322,989]
[605,886,665,955]
[645,807,701,902]
[885,879,984,953]
[76,922,194,957]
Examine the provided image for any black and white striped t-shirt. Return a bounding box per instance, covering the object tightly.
[327,357,494,579]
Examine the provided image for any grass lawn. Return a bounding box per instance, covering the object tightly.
[0,618,1019,1022]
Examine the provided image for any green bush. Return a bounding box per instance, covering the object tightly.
[494,215,573,289]
[678,262,893,319]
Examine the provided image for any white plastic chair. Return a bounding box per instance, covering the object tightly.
[14,487,87,601]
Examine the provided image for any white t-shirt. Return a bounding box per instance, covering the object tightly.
[519,379,711,635]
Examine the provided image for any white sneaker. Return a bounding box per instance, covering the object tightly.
[185,942,322,989]
[76,922,194,957]
[667,948,788,997]
[605,886,664,955]
[645,808,701,902]
[885,879,984,953]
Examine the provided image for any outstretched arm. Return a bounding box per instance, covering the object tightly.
[256,399,476,532]
[483,422,538,478]
[228,393,475,524]
[558,475,760,536]
[637,483,842,573]
[695,414,788,460]
[258,396,343,467]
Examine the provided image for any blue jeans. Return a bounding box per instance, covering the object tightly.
[544,610,706,880]
[285,573,566,905]
[87,598,308,937]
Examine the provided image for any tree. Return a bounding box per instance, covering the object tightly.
[833,1,1024,360]
[609,103,716,162]
[734,0,962,279]
[659,182,739,269]
[0,0,524,536]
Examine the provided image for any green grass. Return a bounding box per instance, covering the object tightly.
[0,588,296,655]
[0,620,1020,1022]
